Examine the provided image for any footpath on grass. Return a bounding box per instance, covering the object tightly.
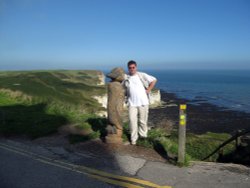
[0,136,250,188]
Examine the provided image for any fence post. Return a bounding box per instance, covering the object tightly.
[178,104,187,166]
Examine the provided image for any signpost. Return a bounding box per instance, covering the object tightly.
[178,104,187,165]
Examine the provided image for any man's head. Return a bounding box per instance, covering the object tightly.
[127,60,137,75]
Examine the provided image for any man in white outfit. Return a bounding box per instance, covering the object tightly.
[124,60,157,145]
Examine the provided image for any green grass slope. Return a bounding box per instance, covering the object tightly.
[0,70,106,138]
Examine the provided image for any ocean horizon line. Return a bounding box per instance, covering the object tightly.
[1,68,250,72]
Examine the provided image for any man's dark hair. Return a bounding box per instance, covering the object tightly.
[127,60,137,67]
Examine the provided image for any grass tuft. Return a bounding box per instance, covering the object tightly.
[123,124,234,166]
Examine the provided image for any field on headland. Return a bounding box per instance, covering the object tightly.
[0,70,106,139]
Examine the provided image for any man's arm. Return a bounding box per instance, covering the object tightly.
[146,79,157,94]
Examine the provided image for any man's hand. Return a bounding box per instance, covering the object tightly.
[146,88,151,94]
[146,79,157,94]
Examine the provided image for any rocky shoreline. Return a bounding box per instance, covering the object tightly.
[149,90,250,135]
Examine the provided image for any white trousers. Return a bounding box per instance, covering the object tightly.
[128,105,149,143]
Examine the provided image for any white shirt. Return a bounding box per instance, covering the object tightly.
[127,72,156,107]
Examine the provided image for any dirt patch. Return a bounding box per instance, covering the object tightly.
[72,140,166,162]
[29,134,167,162]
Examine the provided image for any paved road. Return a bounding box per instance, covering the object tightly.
[0,141,166,188]
[1,139,250,188]
[0,146,118,188]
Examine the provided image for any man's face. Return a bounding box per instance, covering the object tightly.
[128,64,137,75]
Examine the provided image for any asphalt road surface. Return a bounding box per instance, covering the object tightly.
[0,147,118,188]
[1,138,250,188]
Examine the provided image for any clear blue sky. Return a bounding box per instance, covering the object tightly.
[0,0,250,70]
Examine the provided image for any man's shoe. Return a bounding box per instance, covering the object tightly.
[131,141,136,145]
[148,126,154,130]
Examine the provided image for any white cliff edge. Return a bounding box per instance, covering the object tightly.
[97,72,105,85]
[149,89,162,107]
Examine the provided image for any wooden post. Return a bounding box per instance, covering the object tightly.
[178,104,187,166]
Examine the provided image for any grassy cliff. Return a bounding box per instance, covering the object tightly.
[0,70,106,138]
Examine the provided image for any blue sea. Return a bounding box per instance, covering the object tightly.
[145,70,250,113]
